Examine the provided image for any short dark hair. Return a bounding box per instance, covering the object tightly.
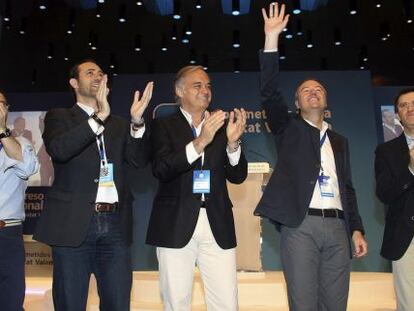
[69,59,100,80]
[0,89,9,108]
[394,88,414,112]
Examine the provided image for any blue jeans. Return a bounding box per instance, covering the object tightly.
[0,225,25,311]
[52,212,132,311]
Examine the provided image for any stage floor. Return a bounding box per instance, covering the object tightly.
[24,271,396,311]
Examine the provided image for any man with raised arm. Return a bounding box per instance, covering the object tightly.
[254,3,368,311]
[34,59,153,310]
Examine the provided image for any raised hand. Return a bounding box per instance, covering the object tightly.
[226,108,246,147]
[262,2,290,50]
[130,81,154,123]
[193,110,226,154]
[96,74,110,121]
[0,101,8,132]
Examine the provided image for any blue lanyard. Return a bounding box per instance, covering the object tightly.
[319,131,328,175]
[191,126,197,138]
[320,131,327,147]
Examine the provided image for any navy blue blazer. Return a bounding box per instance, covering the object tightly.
[34,105,149,247]
[254,51,365,244]
[146,110,248,249]
[375,134,414,260]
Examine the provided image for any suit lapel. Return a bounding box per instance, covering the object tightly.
[327,130,344,183]
[394,134,410,164]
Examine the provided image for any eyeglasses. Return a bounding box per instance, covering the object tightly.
[397,101,414,110]
[0,100,9,109]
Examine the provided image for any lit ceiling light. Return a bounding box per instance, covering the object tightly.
[39,0,47,10]
[181,30,190,43]
[110,53,116,69]
[185,16,192,35]
[375,0,382,8]
[233,58,240,73]
[136,1,143,5]
[232,0,240,16]
[47,43,54,60]
[279,44,286,60]
[403,0,413,23]
[306,30,313,48]
[171,24,177,40]
[334,28,342,46]
[293,0,301,15]
[233,30,240,48]
[380,22,390,41]
[349,0,357,15]
[173,0,181,19]
[195,0,202,9]
[118,4,126,23]
[202,54,208,70]
[19,18,27,35]
[64,45,70,61]
[3,1,11,22]
[190,48,197,64]
[284,24,293,39]
[89,32,98,50]
[296,19,303,36]
[67,10,75,34]
[360,45,368,62]
[135,34,142,51]
[96,3,102,18]
[161,34,168,51]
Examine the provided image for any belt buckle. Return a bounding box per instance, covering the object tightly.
[321,209,325,218]
[335,209,339,218]
[95,203,101,213]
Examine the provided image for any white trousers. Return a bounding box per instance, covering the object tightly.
[156,209,238,311]
[393,237,414,311]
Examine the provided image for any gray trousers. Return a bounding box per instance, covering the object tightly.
[280,214,351,311]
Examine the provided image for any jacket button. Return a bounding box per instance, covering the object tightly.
[411,216,414,221]
[94,179,99,183]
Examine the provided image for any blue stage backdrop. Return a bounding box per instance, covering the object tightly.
[8,70,402,272]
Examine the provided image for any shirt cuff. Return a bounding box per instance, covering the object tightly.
[227,145,241,166]
[88,118,104,135]
[186,142,202,164]
[130,123,146,138]
[263,49,278,53]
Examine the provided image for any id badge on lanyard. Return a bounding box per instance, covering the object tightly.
[97,135,115,186]
[190,124,211,194]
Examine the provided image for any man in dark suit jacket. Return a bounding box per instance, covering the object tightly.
[34,59,153,310]
[375,88,414,311]
[253,4,367,311]
[146,65,247,311]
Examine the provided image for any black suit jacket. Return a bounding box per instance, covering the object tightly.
[146,110,248,249]
[34,105,149,247]
[375,134,414,260]
[254,51,364,246]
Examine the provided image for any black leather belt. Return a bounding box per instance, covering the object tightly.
[93,202,118,213]
[308,208,344,219]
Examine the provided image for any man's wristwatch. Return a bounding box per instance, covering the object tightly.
[0,128,11,139]
[227,139,241,153]
[132,118,145,131]
[90,113,105,126]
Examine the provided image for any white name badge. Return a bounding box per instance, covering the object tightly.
[99,163,114,185]
[318,174,334,198]
[193,170,211,194]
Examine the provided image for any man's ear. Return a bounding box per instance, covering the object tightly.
[294,99,299,109]
[69,78,78,90]
[175,86,184,99]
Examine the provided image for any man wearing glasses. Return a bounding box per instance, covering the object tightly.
[0,91,39,311]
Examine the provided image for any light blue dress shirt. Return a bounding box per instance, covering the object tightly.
[0,137,39,221]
